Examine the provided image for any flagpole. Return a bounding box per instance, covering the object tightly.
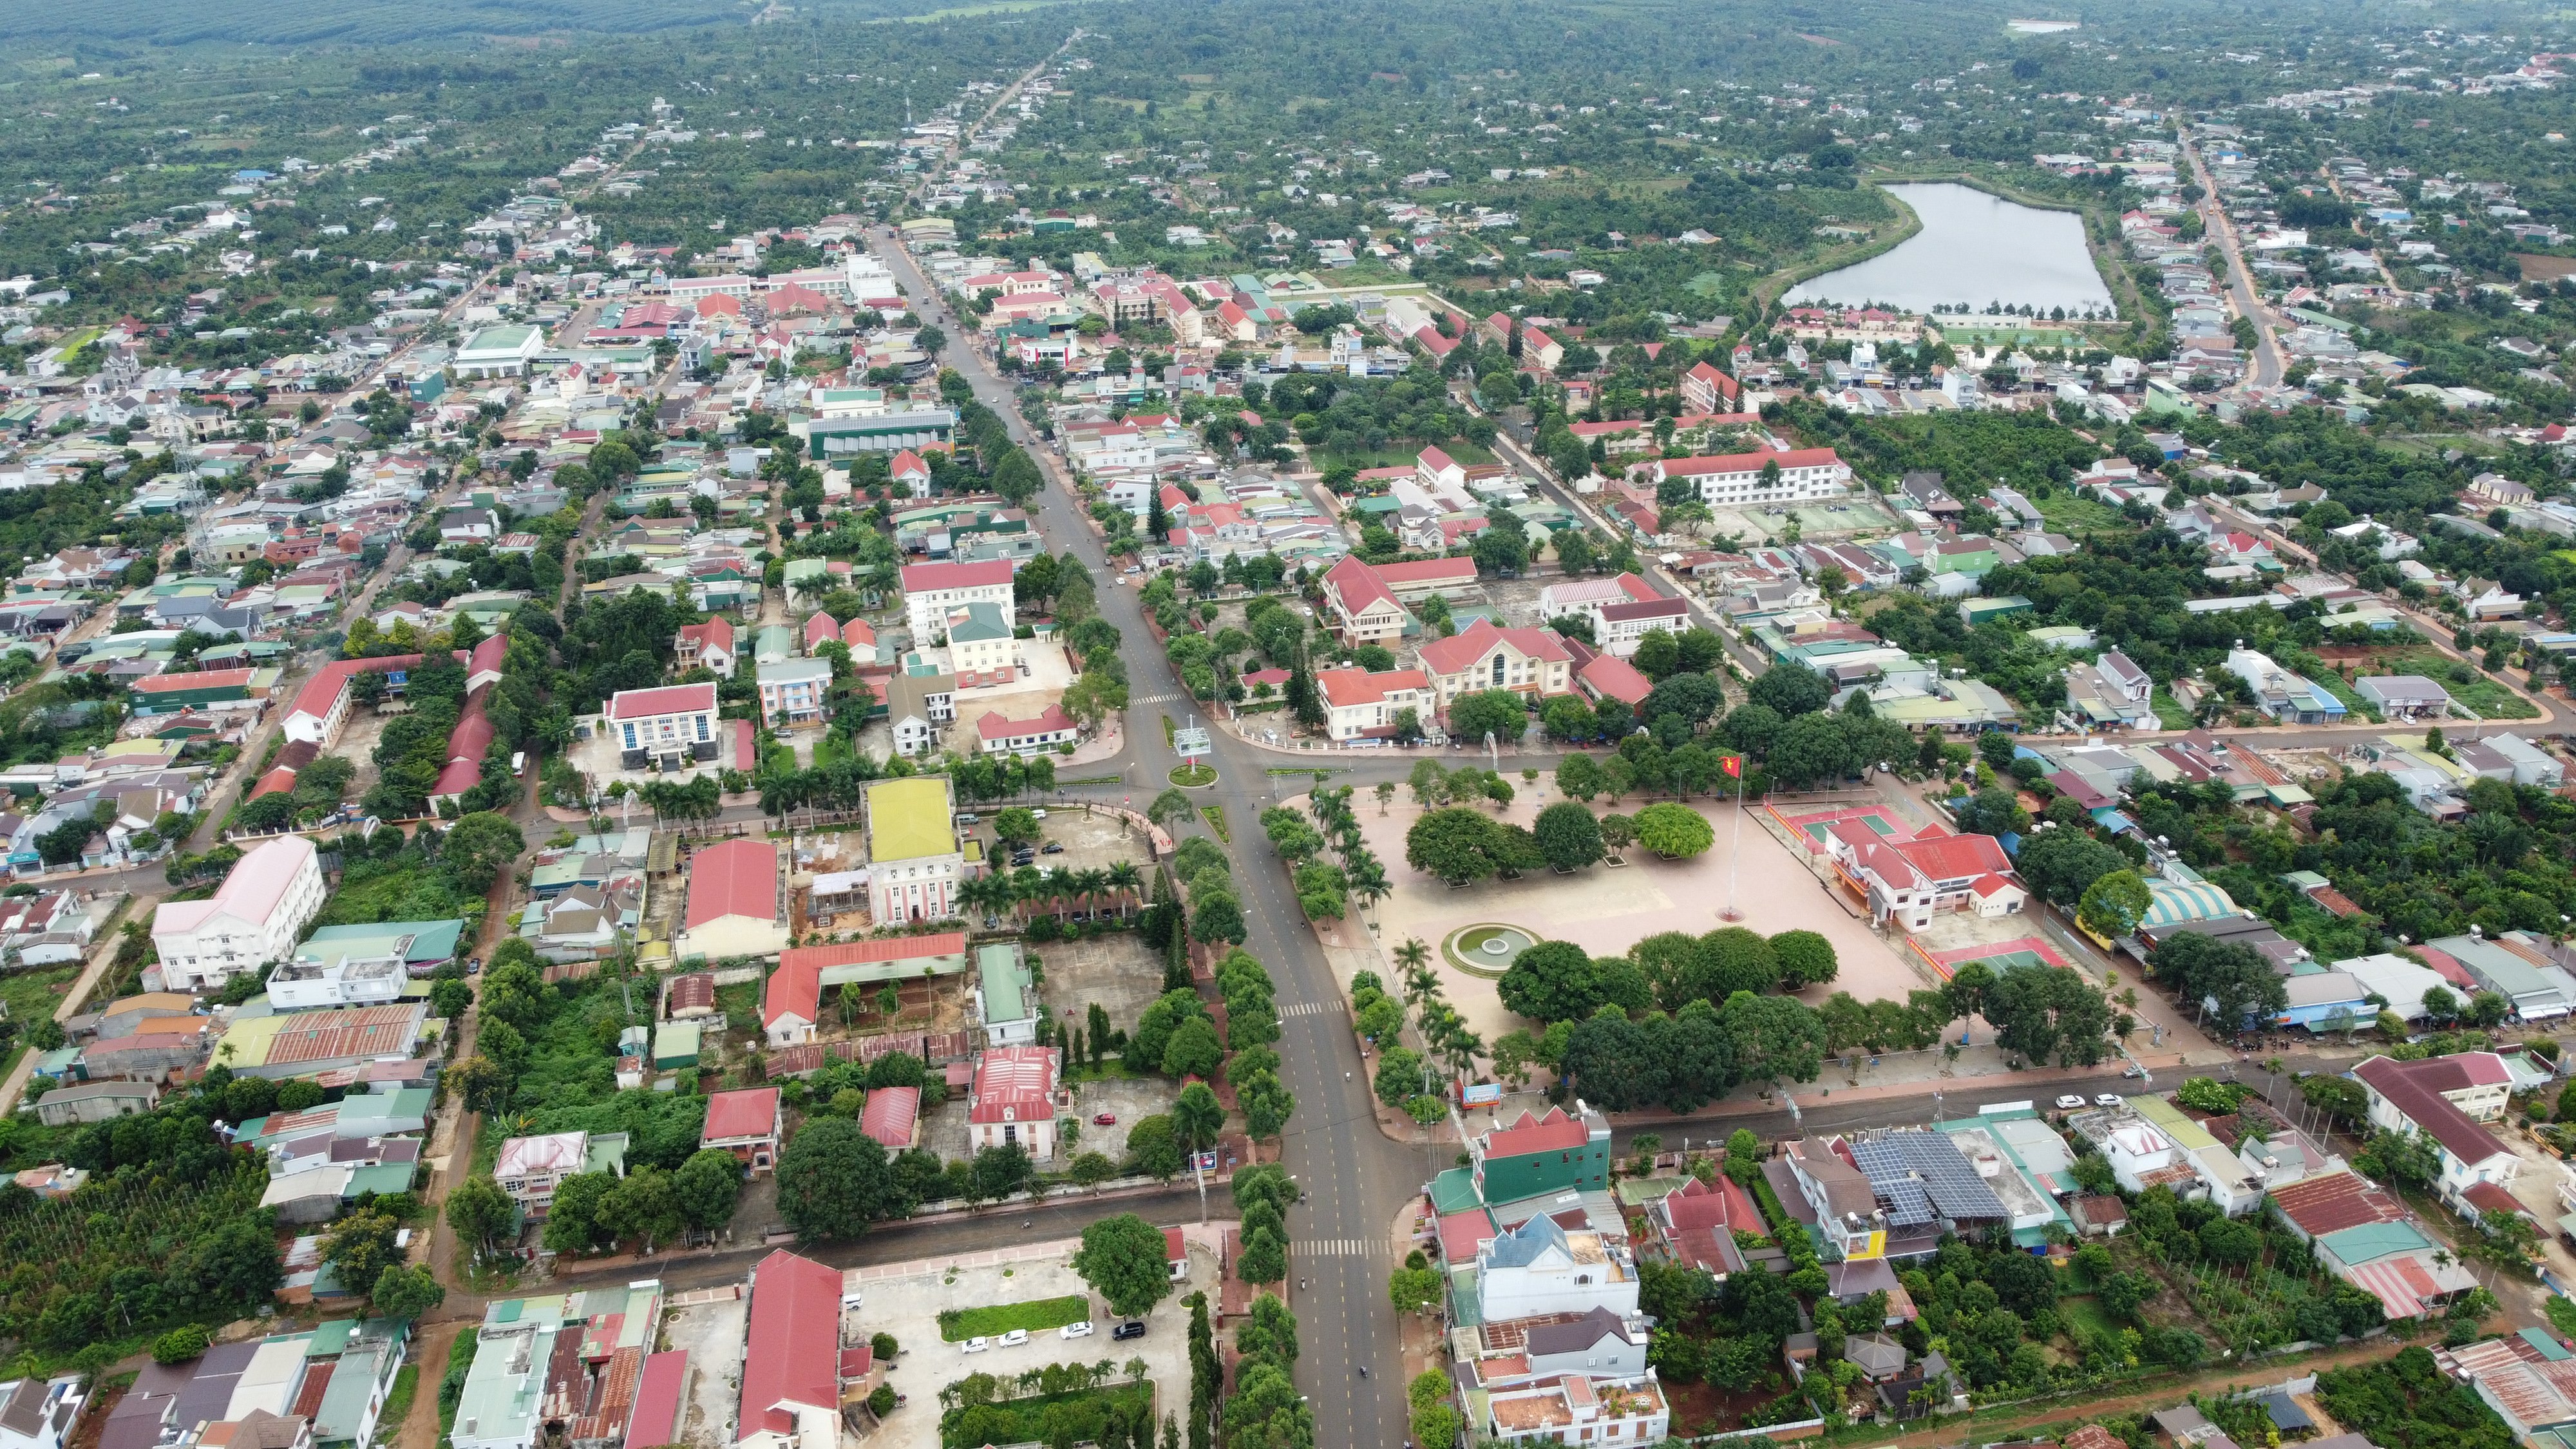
[1721,753,1745,921]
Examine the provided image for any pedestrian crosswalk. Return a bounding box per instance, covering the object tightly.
[1280,1001,1336,1019]
[1293,1238,1408,1258]
[1136,691,1182,705]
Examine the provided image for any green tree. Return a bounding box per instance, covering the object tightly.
[1404,806,1518,886]
[1127,1115,1185,1180]
[674,1146,748,1229]
[2077,869,2153,940]
[1633,802,1714,858]
[1499,940,1647,1024]
[439,811,526,893]
[371,1264,447,1320]
[152,1325,211,1363]
[1390,1256,1444,1316]
[1770,930,1838,987]
[445,1173,515,1252]
[1718,992,1828,1091]
[1235,1225,1287,1285]
[1531,802,1604,872]
[1447,690,1526,745]
[775,1117,896,1240]
[1985,967,2116,1067]
[1075,1213,1179,1319]
[1160,1016,1224,1079]
[1374,1046,1425,1107]
[320,1208,403,1302]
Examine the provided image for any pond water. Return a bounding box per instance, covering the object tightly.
[1786,181,2117,319]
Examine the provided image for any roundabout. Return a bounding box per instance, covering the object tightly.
[1443,923,1537,978]
[1168,762,1218,788]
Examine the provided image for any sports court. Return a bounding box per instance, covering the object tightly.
[1773,802,1911,853]
[1909,934,2070,982]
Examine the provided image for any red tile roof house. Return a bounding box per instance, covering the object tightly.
[2352,1054,2523,1213]
[969,1045,1061,1161]
[676,616,737,677]
[1649,1174,1759,1277]
[737,1250,847,1449]
[701,1086,784,1175]
[1419,620,1574,713]
[1680,361,1743,415]
[1316,667,1432,741]
[976,705,1079,757]
[1822,823,2020,933]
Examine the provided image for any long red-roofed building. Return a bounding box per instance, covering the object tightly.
[736,1250,845,1449]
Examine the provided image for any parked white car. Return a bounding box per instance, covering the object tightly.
[2054,1094,2087,1110]
[1061,1321,1095,1340]
[998,1329,1030,1348]
[961,1338,989,1354]
[2095,1094,2123,1108]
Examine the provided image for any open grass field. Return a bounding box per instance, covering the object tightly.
[936,1293,1094,1341]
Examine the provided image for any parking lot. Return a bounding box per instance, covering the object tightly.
[837,1233,1209,1449]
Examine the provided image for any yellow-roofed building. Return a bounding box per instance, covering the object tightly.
[866,775,959,924]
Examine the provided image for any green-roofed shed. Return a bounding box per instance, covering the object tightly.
[653,1021,701,1069]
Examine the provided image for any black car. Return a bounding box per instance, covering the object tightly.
[1112,1321,1147,1341]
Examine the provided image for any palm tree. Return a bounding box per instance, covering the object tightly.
[1072,867,1113,921]
[1104,860,1143,917]
[1350,860,1391,920]
[1392,936,1438,1005]
[957,874,1009,927]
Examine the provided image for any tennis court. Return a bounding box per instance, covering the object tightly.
[1772,803,1911,854]
[1913,934,2070,981]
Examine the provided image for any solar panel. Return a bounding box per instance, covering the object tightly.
[1846,1131,2007,1227]
[1843,1136,1935,1228]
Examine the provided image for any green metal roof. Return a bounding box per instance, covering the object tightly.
[2316,1220,2430,1267]
[979,943,1027,1023]
[1428,1166,1483,1216]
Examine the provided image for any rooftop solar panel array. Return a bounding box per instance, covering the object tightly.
[1846,1131,2007,1227]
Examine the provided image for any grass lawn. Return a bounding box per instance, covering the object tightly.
[0,963,83,1081]
[2034,491,2131,533]
[2148,687,2194,730]
[2450,676,2543,719]
[1312,438,1492,474]
[377,1365,419,1446]
[936,1294,1093,1341]
[2055,1294,2121,1341]
[1200,804,1231,842]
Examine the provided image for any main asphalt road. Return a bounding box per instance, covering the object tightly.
[869,233,1429,1446]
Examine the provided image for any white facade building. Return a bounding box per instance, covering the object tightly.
[151,836,328,990]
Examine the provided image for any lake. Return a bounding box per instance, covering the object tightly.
[1786,181,2117,319]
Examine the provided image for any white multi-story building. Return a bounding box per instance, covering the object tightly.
[1316,667,1432,741]
[1473,1214,1639,1324]
[1419,620,1574,713]
[151,836,328,990]
[1535,573,1686,657]
[605,681,721,768]
[1642,446,1851,506]
[898,558,1015,644]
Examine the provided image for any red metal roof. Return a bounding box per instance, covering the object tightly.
[2353,1054,2513,1168]
[607,681,719,723]
[2267,1169,2407,1238]
[623,1351,688,1449]
[739,1250,841,1441]
[684,838,778,929]
[781,933,965,971]
[1482,1108,1590,1160]
[969,1045,1057,1123]
[1418,619,1572,676]
[1654,446,1844,478]
[859,1086,920,1149]
[135,668,260,694]
[703,1087,780,1145]
[898,558,1012,592]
